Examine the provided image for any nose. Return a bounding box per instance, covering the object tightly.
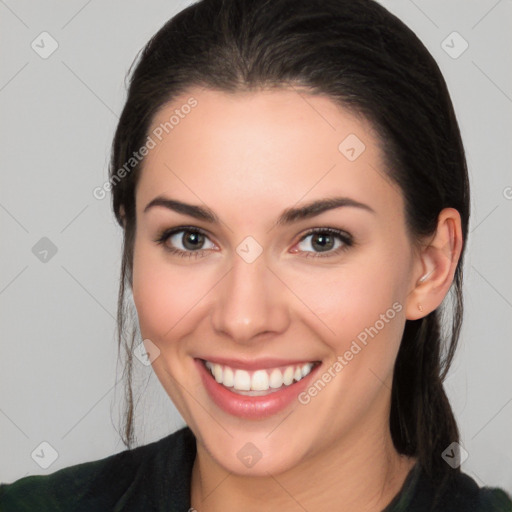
[210,251,290,344]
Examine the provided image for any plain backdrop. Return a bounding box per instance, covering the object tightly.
[1,0,511,494]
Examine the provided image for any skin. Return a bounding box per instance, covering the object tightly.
[129,86,463,511]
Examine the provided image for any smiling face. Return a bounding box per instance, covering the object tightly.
[131,86,420,476]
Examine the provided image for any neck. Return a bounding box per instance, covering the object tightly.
[190,399,416,511]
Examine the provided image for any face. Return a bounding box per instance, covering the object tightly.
[131,86,418,476]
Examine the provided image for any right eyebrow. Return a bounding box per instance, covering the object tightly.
[144,197,218,223]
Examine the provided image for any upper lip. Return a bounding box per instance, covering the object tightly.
[197,356,320,371]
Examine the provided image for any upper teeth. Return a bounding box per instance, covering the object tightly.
[204,361,315,391]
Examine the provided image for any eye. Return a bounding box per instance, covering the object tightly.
[292,228,353,258]
[154,226,216,259]
[154,226,353,260]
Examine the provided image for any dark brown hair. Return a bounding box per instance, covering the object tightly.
[109,0,469,489]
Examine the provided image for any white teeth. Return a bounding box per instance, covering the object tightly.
[283,366,294,385]
[223,366,234,387]
[213,363,223,383]
[302,363,313,377]
[233,369,251,391]
[269,368,283,388]
[251,370,269,391]
[203,360,316,392]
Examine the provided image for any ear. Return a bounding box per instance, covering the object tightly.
[119,205,127,228]
[405,208,464,320]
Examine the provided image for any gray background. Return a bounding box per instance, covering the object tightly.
[1,0,511,493]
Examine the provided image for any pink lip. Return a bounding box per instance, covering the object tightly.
[195,358,321,419]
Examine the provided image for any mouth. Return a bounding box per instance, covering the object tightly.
[203,359,317,396]
[195,357,321,418]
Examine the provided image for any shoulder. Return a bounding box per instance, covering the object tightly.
[443,471,511,511]
[413,467,512,511]
[0,426,196,512]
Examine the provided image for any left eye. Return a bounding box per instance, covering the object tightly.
[294,228,352,257]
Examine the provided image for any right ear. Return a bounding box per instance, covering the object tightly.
[119,205,126,228]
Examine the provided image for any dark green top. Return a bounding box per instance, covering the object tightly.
[1,426,510,511]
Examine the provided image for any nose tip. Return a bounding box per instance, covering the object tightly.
[210,256,289,344]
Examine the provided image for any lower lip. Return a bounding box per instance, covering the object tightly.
[195,359,320,419]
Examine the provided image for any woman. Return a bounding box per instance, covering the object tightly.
[1,0,511,510]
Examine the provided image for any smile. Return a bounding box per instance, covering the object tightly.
[196,358,321,418]
[204,360,315,395]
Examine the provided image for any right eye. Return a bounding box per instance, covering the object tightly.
[154,226,216,258]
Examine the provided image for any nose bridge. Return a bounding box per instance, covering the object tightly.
[211,248,288,342]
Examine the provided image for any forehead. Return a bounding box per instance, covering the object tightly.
[136,86,403,223]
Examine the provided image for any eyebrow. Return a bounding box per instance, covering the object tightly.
[143,195,375,225]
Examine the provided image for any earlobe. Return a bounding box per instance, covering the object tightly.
[405,208,463,320]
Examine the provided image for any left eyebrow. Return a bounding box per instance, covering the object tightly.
[143,195,375,225]
[275,196,375,225]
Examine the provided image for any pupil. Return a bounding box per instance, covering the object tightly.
[184,232,203,250]
[313,234,333,252]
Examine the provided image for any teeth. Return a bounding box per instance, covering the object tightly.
[204,360,315,392]
[213,364,223,383]
[251,370,269,391]
[269,368,283,388]
[223,366,234,387]
[283,366,294,385]
[234,369,251,390]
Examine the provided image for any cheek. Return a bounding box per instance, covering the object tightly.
[131,237,208,342]
[290,243,409,364]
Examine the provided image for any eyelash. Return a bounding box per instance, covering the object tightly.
[154,226,354,260]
